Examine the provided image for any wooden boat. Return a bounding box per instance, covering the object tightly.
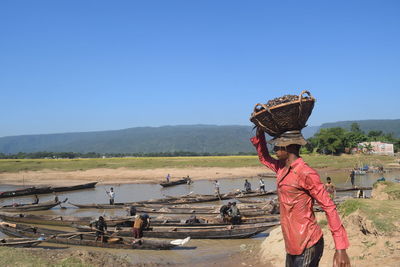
[0,237,43,248]
[69,202,272,217]
[0,182,97,199]
[75,221,279,239]
[0,199,67,212]
[0,210,279,228]
[160,177,192,187]
[0,222,189,250]
[0,186,51,198]
[0,212,131,227]
[50,182,98,192]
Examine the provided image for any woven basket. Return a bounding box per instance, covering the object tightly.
[250,90,315,137]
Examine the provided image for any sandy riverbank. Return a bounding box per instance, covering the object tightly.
[0,166,278,186]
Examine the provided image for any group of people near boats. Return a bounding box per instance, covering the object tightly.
[90,212,151,243]
[219,202,241,224]
[213,178,267,196]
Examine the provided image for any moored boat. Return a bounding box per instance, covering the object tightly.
[0,222,189,250]
[75,221,279,239]
[0,182,97,199]
[160,177,192,187]
[0,237,43,248]
[0,199,66,212]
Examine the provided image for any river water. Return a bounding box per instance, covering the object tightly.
[0,169,399,265]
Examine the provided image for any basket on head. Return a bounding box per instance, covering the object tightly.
[250,90,315,137]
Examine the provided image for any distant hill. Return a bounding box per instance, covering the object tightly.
[0,125,257,154]
[319,119,400,137]
[0,120,398,154]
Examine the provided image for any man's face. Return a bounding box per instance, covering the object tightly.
[273,146,288,160]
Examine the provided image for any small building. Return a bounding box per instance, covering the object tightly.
[358,141,394,156]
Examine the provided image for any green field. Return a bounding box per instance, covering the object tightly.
[0,154,396,173]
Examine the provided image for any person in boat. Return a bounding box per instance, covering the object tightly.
[228,202,241,225]
[186,175,192,184]
[214,180,220,196]
[53,192,59,203]
[92,216,107,242]
[324,177,336,200]
[356,189,365,198]
[244,179,252,193]
[259,178,266,193]
[219,202,232,222]
[106,187,115,205]
[350,169,356,188]
[133,214,150,239]
[32,194,39,204]
[251,128,350,267]
[166,174,170,183]
[186,211,200,224]
[128,206,137,216]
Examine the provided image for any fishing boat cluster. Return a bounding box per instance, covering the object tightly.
[0,181,369,249]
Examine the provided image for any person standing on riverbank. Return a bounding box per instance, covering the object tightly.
[251,128,350,267]
[106,187,115,205]
[350,170,355,188]
[324,177,336,200]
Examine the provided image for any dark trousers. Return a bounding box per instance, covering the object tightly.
[133,228,143,238]
[109,198,114,205]
[286,238,324,267]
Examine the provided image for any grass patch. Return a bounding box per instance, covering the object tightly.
[0,247,49,266]
[0,247,93,267]
[339,198,400,234]
[0,154,395,173]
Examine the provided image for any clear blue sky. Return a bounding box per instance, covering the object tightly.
[1,0,399,137]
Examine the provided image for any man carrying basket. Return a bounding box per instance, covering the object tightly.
[250,91,350,267]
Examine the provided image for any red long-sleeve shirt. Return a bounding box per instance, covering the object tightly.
[251,134,349,255]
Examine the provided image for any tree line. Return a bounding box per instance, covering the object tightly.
[304,123,400,154]
[0,151,256,159]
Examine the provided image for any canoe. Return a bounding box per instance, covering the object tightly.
[50,182,98,192]
[0,200,63,212]
[0,237,43,248]
[0,212,131,227]
[69,203,272,217]
[0,182,97,199]
[0,210,279,228]
[75,221,279,239]
[160,178,191,188]
[0,222,189,250]
[0,187,51,198]
[147,214,280,227]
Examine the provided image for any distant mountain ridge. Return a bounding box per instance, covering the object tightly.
[0,120,399,154]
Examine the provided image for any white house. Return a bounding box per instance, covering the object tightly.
[358,141,394,156]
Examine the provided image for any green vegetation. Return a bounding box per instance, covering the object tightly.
[339,198,400,234]
[0,247,92,267]
[0,154,396,173]
[307,123,400,154]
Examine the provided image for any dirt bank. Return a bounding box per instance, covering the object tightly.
[0,167,275,186]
